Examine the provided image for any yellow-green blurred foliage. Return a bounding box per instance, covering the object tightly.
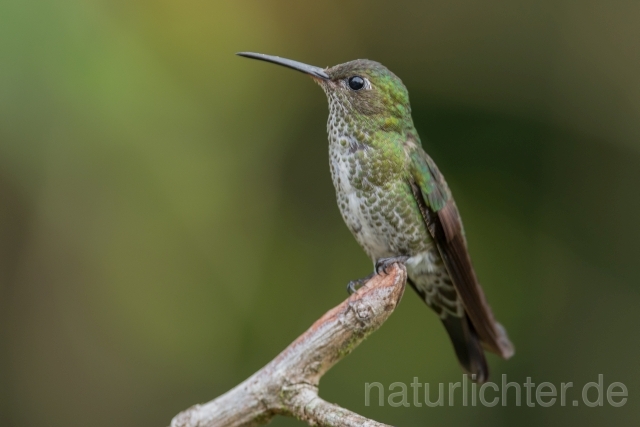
[1,1,639,426]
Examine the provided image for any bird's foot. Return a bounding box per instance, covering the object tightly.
[346,272,375,295]
[375,256,410,275]
[346,256,409,294]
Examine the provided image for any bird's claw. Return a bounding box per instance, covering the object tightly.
[346,258,408,294]
[375,256,410,275]
[346,280,362,295]
[346,273,375,295]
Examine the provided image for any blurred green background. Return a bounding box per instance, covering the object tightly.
[1,0,639,426]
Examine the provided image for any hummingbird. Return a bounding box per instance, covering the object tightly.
[237,52,514,382]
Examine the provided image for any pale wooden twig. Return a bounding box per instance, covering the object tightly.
[170,264,407,427]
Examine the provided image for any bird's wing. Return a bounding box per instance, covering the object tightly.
[407,145,514,359]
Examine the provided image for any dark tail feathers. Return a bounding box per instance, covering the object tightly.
[441,314,489,383]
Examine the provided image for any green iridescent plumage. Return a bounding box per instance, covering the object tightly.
[238,52,514,382]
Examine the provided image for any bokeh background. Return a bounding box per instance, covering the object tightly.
[1,1,639,426]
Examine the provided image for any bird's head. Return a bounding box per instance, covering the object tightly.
[237,53,415,135]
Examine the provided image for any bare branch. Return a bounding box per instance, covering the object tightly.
[170,264,407,427]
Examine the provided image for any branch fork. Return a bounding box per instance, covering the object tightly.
[170,264,407,427]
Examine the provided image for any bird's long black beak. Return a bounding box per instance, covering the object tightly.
[236,52,330,80]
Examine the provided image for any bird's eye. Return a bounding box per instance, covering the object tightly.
[348,76,365,91]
